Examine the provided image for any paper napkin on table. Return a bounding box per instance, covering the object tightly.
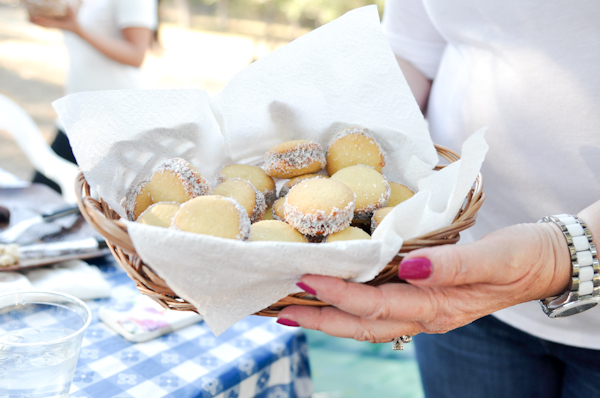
[53,6,488,335]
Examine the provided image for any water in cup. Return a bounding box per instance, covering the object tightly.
[0,293,91,398]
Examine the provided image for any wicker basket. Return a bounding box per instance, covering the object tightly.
[75,144,484,317]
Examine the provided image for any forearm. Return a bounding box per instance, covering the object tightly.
[74,26,149,67]
[396,56,432,113]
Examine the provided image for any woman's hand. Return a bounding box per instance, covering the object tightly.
[29,6,81,34]
[277,222,573,343]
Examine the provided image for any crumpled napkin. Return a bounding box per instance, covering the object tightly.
[53,6,488,335]
[0,260,112,300]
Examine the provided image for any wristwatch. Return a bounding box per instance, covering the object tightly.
[539,214,600,318]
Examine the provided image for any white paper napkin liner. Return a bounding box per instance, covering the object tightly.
[127,222,403,336]
[53,89,230,218]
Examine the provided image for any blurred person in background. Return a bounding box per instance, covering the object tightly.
[29,0,159,192]
[276,1,600,397]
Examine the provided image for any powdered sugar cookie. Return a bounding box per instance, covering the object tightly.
[264,140,326,179]
[219,164,277,207]
[173,195,251,240]
[326,127,386,176]
[284,178,355,237]
[213,178,266,223]
[250,220,307,243]
[331,165,390,220]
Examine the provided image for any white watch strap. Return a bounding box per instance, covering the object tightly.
[540,214,600,299]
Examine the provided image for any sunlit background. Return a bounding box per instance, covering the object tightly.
[0,1,423,396]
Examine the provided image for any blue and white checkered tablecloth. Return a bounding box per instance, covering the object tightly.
[67,257,312,398]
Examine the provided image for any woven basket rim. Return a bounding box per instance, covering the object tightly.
[75,143,485,316]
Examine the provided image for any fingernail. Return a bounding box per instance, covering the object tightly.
[277,318,300,327]
[398,257,432,280]
[297,282,316,295]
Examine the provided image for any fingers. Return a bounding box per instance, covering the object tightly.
[295,275,439,323]
[278,304,418,343]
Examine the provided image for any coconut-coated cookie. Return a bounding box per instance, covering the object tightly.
[218,164,277,207]
[388,182,415,207]
[326,226,372,242]
[264,140,326,179]
[278,173,328,198]
[326,127,386,176]
[331,164,390,220]
[173,195,251,240]
[371,206,394,233]
[250,220,307,243]
[137,202,181,228]
[284,178,355,237]
[213,178,266,223]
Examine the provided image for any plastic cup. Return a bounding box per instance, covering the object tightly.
[0,291,91,398]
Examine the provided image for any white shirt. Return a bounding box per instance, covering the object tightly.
[63,0,157,94]
[382,0,600,349]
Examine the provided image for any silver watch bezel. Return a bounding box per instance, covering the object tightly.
[540,291,600,318]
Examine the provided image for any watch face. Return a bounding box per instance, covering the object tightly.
[549,297,600,318]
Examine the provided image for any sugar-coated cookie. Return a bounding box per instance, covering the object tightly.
[137,202,181,228]
[219,164,277,207]
[284,178,355,236]
[272,197,286,221]
[125,178,153,221]
[331,165,390,220]
[326,226,372,242]
[326,127,386,176]
[278,174,328,198]
[371,206,394,233]
[149,158,210,204]
[250,220,308,243]
[213,178,266,223]
[173,195,251,240]
[388,182,415,207]
[264,140,326,179]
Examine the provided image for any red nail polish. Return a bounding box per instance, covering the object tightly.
[277,318,300,327]
[297,282,316,296]
[398,257,432,280]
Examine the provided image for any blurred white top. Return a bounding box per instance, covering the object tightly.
[382,0,600,349]
[63,0,157,94]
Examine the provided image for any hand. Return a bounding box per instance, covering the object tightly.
[277,222,572,343]
[29,6,80,34]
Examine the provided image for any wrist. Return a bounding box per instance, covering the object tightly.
[540,222,572,298]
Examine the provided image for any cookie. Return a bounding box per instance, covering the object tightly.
[173,195,251,240]
[326,226,372,242]
[272,197,286,221]
[331,165,390,220]
[262,207,274,220]
[250,220,307,243]
[388,182,415,207]
[148,158,210,203]
[125,178,153,221]
[326,127,386,176]
[371,206,394,233]
[284,178,355,236]
[213,178,266,223]
[264,140,326,179]
[137,202,181,228]
[219,164,277,207]
[278,174,328,198]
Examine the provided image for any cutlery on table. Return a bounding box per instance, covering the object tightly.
[0,205,81,244]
